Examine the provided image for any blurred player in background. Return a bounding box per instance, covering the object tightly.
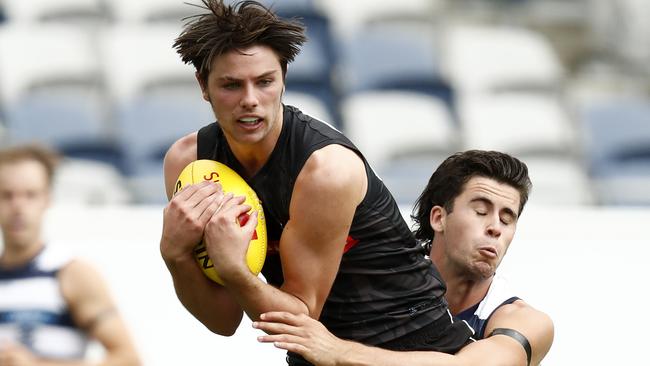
[255,150,554,366]
[160,1,472,365]
[0,145,141,366]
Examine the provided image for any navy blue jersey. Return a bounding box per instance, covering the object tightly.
[456,275,520,338]
[0,247,88,359]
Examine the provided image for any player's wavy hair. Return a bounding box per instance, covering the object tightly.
[412,150,532,251]
[0,144,61,187]
[174,0,307,83]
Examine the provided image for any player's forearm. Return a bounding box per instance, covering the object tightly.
[164,254,243,335]
[336,341,460,366]
[222,270,309,322]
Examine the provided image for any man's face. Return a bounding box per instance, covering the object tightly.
[432,176,520,279]
[199,45,285,149]
[0,160,50,249]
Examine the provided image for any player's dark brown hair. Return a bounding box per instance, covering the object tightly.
[412,150,532,247]
[174,0,307,83]
[0,144,60,187]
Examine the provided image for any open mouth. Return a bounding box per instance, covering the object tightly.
[238,117,262,125]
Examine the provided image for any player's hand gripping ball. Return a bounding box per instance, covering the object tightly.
[174,160,267,285]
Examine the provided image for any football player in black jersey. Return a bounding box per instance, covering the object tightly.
[159,2,473,364]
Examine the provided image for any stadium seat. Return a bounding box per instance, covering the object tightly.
[99,24,195,104]
[0,24,119,168]
[0,24,100,105]
[441,24,564,95]
[285,33,340,127]
[0,119,5,144]
[339,23,453,109]
[266,0,340,127]
[316,0,444,38]
[581,98,650,205]
[378,154,447,207]
[589,0,650,70]
[105,0,197,23]
[0,0,107,25]
[53,158,132,206]
[283,91,333,125]
[3,91,122,170]
[524,156,594,206]
[342,91,458,173]
[115,91,213,203]
[458,92,574,155]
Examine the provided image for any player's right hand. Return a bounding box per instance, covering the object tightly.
[160,180,229,263]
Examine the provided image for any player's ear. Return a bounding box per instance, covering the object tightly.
[196,72,210,102]
[429,206,446,233]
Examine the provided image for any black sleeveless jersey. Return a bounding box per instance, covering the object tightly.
[197,105,449,345]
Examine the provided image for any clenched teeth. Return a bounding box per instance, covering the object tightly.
[239,117,260,124]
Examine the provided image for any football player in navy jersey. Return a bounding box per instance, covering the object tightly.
[0,145,140,366]
[255,150,554,366]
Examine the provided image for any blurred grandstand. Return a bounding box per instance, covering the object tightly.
[0,0,648,206]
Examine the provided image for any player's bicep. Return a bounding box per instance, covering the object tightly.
[279,145,366,317]
[454,336,526,365]
[61,261,139,358]
[483,302,555,366]
[60,261,122,334]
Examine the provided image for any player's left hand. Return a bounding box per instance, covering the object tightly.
[254,312,352,366]
[204,193,258,282]
[0,342,37,366]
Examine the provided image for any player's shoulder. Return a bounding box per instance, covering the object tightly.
[493,299,552,323]
[165,132,198,168]
[58,257,112,303]
[294,144,366,206]
[304,144,364,185]
[487,298,554,340]
[163,132,198,194]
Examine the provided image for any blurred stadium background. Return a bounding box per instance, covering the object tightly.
[0,0,648,364]
[1,0,649,207]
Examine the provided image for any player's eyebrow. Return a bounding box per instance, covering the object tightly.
[218,70,277,82]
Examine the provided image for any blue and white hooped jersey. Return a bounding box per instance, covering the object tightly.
[455,274,520,339]
[0,246,89,359]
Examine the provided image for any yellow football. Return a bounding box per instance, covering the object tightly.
[174,159,267,285]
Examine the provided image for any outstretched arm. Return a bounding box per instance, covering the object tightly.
[255,302,554,366]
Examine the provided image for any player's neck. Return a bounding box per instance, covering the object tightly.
[0,238,44,269]
[443,271,493,316]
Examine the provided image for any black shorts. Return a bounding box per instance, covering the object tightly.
[286,311,474,365]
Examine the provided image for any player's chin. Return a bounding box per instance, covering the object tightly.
[471,262,496,279]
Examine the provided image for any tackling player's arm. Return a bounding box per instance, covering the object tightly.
[256,300,554,366]
[206,144,367,321]
[458,300,554,366]
[159,133,244,336]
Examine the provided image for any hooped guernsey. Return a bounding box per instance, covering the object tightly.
[0,247,89,360]
[197,105,453,346]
